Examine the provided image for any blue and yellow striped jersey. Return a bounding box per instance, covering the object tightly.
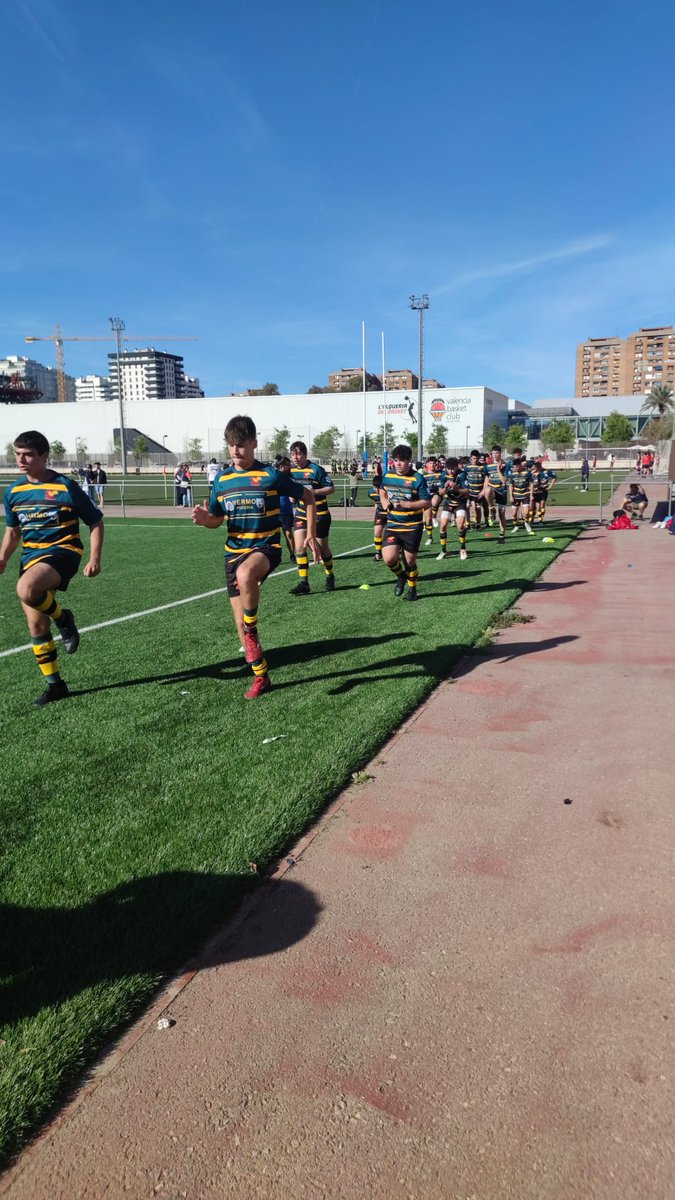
[485,460,509,490]
[463,463,487,496]
[510,465,534,499]
[423,469,442,496]
[3,472,102,568]
[208,460,305,557]
[381,469,429,531]
[532,467,557,492]
[290,461,333,519]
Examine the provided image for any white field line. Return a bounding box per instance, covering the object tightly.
[0,542,374,659]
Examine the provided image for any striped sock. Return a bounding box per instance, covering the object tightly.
[322,554,334,578]
[32,636,61,683]
[459,529,467,551]
[407,567,418,589]
[389,559,405,577]
[440,530,447,553]
[424,522,432,537]
[374,533,383,555]
[31,590,62,621]
[251,656,269,679]
[243,605,258,632]
[297,553,309,581]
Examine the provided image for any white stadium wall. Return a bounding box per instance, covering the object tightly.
[0,386,508,462]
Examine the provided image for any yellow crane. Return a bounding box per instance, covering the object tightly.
[25,323,198,402]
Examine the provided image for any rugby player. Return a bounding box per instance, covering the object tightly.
[192,416,320,698]
[464,450,487,531]
[0,430,104,706]
[379,444,430,600]
[289,441,336,594]
[509,455,535,534]
[530,461,557,523]
[436,457,469,560]
[483,445,509,544]
[368,470,386,561]
[422,457,442,543]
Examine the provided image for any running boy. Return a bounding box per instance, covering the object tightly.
[379,444,429,600]
[0,429,104,706]
[437,458,470,560]
[289,441,336,594]
[192,416,320,698]
[483,445,509,544]
[368,469,386,561]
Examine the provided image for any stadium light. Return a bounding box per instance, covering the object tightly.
[409,294,429,461]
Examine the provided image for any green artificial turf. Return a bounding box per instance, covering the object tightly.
[0,516,581,1164]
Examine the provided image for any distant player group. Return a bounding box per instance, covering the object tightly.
[1,420,558,705]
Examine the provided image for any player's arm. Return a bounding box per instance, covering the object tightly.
[83,520,104,577]
[0,525,21,573]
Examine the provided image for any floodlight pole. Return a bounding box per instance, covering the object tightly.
[109,316,127,475]
[410,294,429,463]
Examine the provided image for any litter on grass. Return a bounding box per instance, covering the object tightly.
[262,735,287,744]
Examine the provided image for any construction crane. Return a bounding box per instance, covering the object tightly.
[24,323,198,403]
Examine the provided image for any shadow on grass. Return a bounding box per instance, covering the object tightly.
[0,872,321,1028]
[69,634,414,697]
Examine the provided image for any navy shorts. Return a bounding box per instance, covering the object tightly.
[295,514,332,539]
[280,512,294,531]
[225,545,281,598]
[385,526,423,555]
[19,553,80,591]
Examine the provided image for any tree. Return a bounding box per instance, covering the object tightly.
[50,439,66,460]
[541,420,575,453]
[307,385,328,394]
[401,429,419,457]
[375,422,396,452]
[426,424,449,455]
[268,426,291,457]
[640,414,672,444]
[75,437,88,463]
[247,382,280,396]
[342,372,382,392]
[642,385,674,421]
[483,422,507,449]
[311,425,341,460]
[505,425,526,453]
[5,441,15,461]
[602,411,634,446]
[132,435,149,464]
[188,437,203,461]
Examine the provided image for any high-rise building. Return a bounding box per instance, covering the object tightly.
[575,337,623,399]
[108,347,187,404]
[622,326,675,396]
[575,326,675,398]
[0,355,75,403]
[75,374,112,403]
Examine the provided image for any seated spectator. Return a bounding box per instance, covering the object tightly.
[622,483,649,520]
[607,510,638,530]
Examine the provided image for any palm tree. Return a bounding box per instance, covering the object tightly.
[642,385,674,420]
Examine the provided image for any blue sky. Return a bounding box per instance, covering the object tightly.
[2,0,675,402]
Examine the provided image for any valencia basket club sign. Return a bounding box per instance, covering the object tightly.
[430,398,446,422]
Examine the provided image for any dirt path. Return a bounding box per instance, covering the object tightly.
[3,516,673,1199]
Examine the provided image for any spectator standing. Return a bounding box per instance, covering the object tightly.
[349,461,359,507]
[93,462,107,508]
[580,457,590,492]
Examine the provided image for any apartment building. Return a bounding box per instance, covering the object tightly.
[108,347,187,403]
[327,367,418,391]
[623,326,675,396]
[75,374,112,403]
[0,355,75,403]
[575,326,675,398]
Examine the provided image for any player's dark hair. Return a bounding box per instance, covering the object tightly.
[446,457,459,470]
[491,444,501,453]
[277,455,291,468]
[14,430,49,456]
[224,415,256,444]
[290,440,307,455]
[391,443,412,460]
[470,449,480,457]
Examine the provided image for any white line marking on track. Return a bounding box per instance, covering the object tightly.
[0,542,374,659]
